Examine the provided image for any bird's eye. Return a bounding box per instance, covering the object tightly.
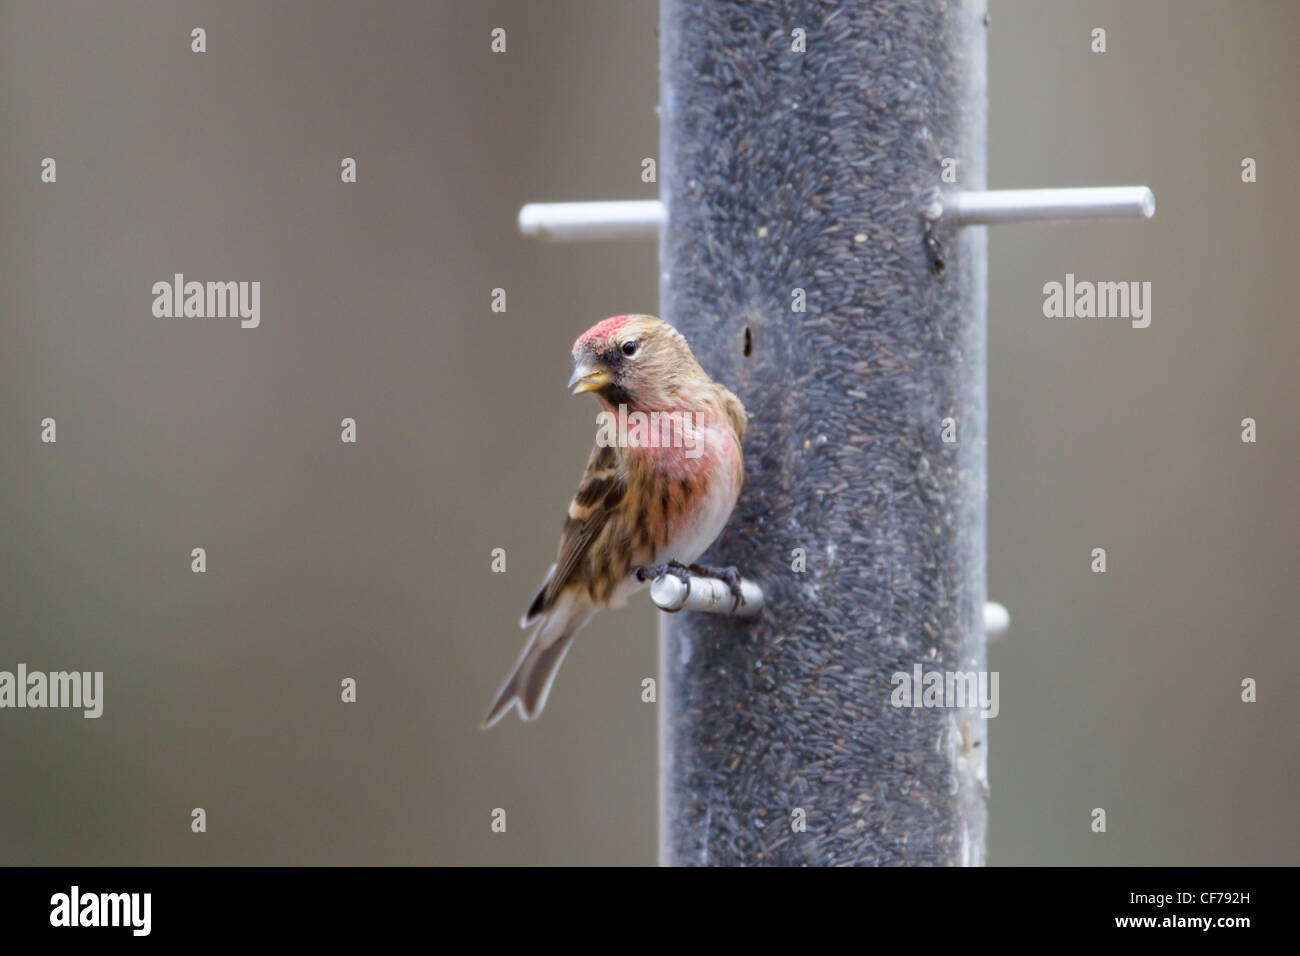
[621,340,638,357]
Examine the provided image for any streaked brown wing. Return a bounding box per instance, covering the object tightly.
[522,442,626,624]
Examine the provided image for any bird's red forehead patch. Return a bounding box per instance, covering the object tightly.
[574,315,630,351]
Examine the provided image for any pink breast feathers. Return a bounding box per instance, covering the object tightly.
[614,407,738,480]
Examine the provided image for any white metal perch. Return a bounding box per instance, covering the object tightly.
[646,571,764,616]
[518,187,1154,243]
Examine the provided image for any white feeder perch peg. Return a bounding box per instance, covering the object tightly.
[936,186,1155,226]
[519,187,1155,245]
[647,570,764,617]
[984,601,1010,638]
[518,201,664,242]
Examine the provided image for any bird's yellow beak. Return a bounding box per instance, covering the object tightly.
[568,363,610,395]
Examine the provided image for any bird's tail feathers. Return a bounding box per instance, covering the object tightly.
[481,616,580,728]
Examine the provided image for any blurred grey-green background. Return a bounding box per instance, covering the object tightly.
[1,0,1295,865]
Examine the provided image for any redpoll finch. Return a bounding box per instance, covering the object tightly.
[483,314,747,727]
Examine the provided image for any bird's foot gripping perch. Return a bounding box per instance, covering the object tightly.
[634,561,763,617]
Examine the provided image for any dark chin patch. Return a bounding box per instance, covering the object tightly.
[598,383,633,407]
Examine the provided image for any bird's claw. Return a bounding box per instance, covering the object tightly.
[634,561,693,588]
[688,563,746,612]
[636,562,745,613]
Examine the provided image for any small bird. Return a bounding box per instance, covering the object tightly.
[483,314,747,727]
